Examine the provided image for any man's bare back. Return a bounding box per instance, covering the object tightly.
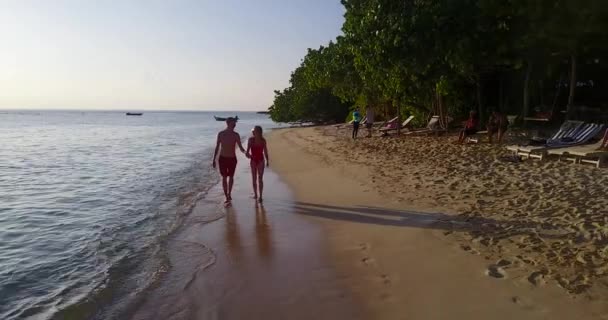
[217,129,241,158]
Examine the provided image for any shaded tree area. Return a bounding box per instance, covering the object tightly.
[270,0,608,126]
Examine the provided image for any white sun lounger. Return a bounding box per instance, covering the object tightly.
[506,120,585,160]
[546,123,605,147]
[547,128,608,167]
[379,116,414,134]
[404,115,449,135]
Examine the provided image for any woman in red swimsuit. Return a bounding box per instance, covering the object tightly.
[246,126,270,202]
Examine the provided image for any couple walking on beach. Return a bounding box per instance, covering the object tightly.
[212,117,270,205]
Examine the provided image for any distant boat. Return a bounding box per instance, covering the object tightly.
[126,112,143,116]
[214,115,239,121]
[256,111,270,114]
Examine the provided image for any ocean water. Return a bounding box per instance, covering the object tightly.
[0,110,277,320]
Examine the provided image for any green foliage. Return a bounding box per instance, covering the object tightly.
[271,0,608,123]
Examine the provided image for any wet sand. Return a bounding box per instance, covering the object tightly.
[267,126,608,319]
[131,163,363,320]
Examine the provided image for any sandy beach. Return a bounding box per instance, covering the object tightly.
[131,163,363,320]
[267,126,608,319]
[131,125,608,320]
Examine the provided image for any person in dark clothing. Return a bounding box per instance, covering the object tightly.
[457,111,479,144]
[487,111,509,144]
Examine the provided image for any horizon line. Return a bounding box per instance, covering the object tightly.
[0,108,270,112]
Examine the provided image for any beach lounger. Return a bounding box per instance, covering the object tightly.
[547,128,608,167]
[405,116,454,135]
[546,123,604,147]
[403,116,445,135]
[506,120,582,159]
[379,116,414,135]
[506,121,603,160]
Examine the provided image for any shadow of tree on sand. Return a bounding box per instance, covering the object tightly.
[293,202,573,242]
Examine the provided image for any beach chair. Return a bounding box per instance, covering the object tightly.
[547,128,608,167]
[403,116,442,135]
[379,116,414,135]
[506,121,603,160]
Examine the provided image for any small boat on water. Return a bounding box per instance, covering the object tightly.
[126,112,143,116]
[214,115,239,121]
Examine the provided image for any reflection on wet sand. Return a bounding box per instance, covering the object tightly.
[255,204,273,259]
[131,168,363,320]
[224,208,242,261]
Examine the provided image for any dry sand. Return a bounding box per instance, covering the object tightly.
[268,126,608,319]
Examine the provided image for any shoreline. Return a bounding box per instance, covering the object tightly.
[267,126,608,319]
[130,158,363,320]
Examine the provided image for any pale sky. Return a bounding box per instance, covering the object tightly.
[0,0,344,110]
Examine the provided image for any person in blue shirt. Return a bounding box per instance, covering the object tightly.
[352,108,361,139]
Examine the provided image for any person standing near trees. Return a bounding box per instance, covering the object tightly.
[365,106,375,137]
[352,107,361,139]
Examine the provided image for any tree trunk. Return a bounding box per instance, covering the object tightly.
[499,75,504,112]
[567,54,577,118]
[476,77,484,126]
[436,90,447,132]
[522,60,533,122]
[396,99,401,135]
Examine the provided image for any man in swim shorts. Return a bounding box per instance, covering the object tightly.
[212,117,247,203]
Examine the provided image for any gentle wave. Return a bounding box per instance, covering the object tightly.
[0,111,275,320]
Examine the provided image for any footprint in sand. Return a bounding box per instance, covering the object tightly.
[528,270,548,286]
[362,257,375,266]
[486,264,507,279]
[460,244,480,255]
[380,274,391,285]
[359,243,370,251]
[511,296,536,310]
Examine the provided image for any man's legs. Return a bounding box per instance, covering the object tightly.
[222,176,229,201]
[226,157,237,200]
[219,156,237,202]
[227,176,234,200]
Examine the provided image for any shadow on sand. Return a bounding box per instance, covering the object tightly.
[292,202,571,241]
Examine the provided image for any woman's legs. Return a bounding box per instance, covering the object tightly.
[250,161,258,199]
[257,161,265,202]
